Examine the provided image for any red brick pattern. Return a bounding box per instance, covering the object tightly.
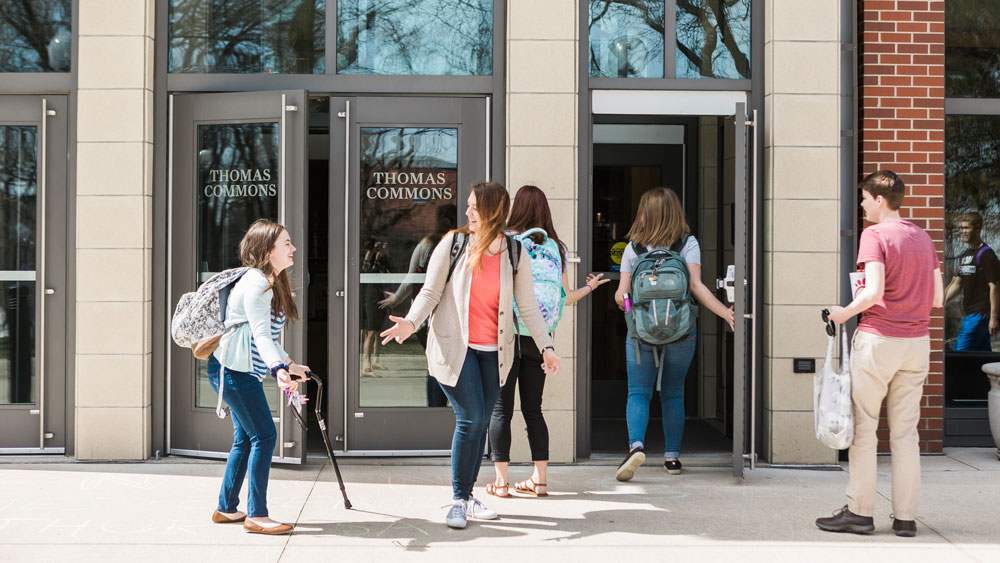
[858,1,945,453]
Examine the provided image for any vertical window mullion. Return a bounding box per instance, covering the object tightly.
[327,0,337,74]
[664,0,676,79]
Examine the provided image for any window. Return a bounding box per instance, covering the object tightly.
[943,3,1000,419]
[169,0,326,74]
[336,0,492,75]
[943,115,1000,407]
[0,0,71,72]
[945,1,1000,98]
[589,0,751,79]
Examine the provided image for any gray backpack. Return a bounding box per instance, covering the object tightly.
[170,267,249,358]
[624,236,696,378]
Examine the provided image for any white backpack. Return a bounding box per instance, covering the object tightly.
[170,267,249,355]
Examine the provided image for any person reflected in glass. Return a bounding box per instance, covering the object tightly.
[945,212,1000,351]
[613,187,735,481]
[361,239,390,376]
[379,204,457,407]
[207,219,308,535]
[487,185,610,498]
[380,181,560,529]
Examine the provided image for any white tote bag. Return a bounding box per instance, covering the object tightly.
[814,326,854,449]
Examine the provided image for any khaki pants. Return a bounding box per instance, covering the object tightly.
[846,330,929,520]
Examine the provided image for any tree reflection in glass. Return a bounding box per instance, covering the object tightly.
[589,0,665,78]
[337,0,492,75]
[675,0,750,79]
[0,0,71,72]
[170,0,325,73]
[357,127,457,407]
[946,1,1000,98]
[0,126,38,405]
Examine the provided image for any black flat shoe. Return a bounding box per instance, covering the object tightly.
[892,516,917,537]
[615,446,645,482]
[664,459,682,475]
[815,505,874,534]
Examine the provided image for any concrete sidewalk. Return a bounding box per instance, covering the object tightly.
[1,448,998,562]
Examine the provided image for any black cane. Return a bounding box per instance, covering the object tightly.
[305,371,352,509]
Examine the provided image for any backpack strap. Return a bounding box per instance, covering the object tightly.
[975,244,990,266]
[670,233,691,254]
[507,235,520,277]
[446,232,468,283]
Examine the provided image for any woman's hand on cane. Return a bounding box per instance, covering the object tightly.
[380,315,415,345]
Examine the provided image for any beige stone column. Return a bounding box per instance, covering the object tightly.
[505,0,578,462]
[74,0,154,460]
[762,0,842,464]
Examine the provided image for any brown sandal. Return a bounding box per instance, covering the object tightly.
[486,482,510,498]
[513,477,548,497]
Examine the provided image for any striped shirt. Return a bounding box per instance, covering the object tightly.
[249,312,286,381]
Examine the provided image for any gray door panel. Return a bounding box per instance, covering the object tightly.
[731,103,749,477]
[169,90,308,463]
[330,97,486,452]
[0,95,68,452]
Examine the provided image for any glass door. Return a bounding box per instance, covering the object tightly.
[0,95,68,453]
[169,90,308,463]
[330,97,487,452]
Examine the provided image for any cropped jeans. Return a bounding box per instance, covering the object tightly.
[207,357,277,517]
[624,332,697,459]
[438,348,501,501]
[489,335,549,462]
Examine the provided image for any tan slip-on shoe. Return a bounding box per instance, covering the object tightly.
[211,510,246,523]
[243,518,293,535]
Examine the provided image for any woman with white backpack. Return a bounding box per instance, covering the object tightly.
[207,219,309,535]
[486,185,610,498]
[613,187,734,481]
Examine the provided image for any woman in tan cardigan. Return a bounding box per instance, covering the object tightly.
[381,181,560,529]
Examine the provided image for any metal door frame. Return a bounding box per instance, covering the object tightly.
[167,90,308,463]
[329,96,487,454]
[0,95,69,454]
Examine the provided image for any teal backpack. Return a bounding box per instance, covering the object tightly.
[624,235,697,373]
[512,228,566,334]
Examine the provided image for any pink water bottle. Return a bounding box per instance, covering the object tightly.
[622,292,632,312]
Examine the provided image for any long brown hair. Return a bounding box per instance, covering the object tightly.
[454,181,510,274]
[238,219,299,321]
[626,187,690,248]
[507,185,567,271]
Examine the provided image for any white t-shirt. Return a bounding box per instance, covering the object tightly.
[620,235,701,274]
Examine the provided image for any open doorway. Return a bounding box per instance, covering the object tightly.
[589,115,735,457]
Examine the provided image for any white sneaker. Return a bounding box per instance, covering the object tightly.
[445,500,467,529]
[465,496,499,520]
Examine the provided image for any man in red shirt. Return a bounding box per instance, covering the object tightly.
[816,170,943,537]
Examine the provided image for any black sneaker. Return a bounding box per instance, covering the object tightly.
[891,516,917,537]
[615,446,646,482]
[815,505,875,534]
[664,459,682,475]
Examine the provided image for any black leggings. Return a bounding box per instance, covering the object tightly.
[489,335,549,462]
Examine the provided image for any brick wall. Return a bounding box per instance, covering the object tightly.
[858,0,945,453]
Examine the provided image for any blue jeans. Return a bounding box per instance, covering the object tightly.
[955,313,990,351]
[438,349,501,501]
[625,333,697,458]
[207,357,276,517]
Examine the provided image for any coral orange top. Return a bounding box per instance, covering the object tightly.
[468,251,501,347]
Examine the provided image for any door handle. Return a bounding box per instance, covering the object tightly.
[38,99,52,450]
[716,265,736,304]
[335,290,345,297]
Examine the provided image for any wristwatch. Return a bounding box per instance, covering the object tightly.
[542,345,556,355]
